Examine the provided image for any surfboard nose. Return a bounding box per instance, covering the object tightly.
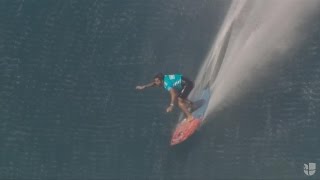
[170,118,201,146]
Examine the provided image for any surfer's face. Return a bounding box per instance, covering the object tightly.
[154,78,162,87]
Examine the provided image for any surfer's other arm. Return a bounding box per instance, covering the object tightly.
[136,82,155,90]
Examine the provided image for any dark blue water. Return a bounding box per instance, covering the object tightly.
[1,0,320,179]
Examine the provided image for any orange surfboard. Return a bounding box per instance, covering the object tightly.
[170,118,202,146]
[170,88,211,146]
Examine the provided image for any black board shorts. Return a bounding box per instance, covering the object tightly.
[178,77,194,99]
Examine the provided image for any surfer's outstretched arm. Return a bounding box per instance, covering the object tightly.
[136,82,155,90]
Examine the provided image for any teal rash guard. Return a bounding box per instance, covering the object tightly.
[163,74,183,91]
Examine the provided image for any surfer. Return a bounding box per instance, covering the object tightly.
[136,73,194,121]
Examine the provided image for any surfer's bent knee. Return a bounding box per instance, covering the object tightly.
[177,98,184,106]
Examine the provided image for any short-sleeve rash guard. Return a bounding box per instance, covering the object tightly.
[163,74,182,91]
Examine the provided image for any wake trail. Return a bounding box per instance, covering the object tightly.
[190,0,320,121]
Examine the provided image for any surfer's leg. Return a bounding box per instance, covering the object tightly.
[184,99,193,105]
[178,97,193,121]
[180,77,194,99]
[184,99,193,112]
[179,77,194,114]
[180,98,193,113]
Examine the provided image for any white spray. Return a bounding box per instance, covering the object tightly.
[190,0,320,120]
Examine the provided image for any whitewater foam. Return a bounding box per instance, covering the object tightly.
[191,0,320,121]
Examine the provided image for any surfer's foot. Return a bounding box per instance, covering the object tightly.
[186,116,194,122]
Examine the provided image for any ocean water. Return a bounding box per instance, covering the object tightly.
[0,0,320,179]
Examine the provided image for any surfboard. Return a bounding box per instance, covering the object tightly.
[170,117,202,145]
[170,89,211,146]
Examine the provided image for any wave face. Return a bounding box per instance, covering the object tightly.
[1,0,320,179]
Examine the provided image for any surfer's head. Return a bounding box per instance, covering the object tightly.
[153,73,164,87]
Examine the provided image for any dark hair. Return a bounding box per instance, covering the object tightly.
[153,72,164,80]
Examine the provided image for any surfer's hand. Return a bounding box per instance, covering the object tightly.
[166,105,174,113]
[136,85,145,90]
